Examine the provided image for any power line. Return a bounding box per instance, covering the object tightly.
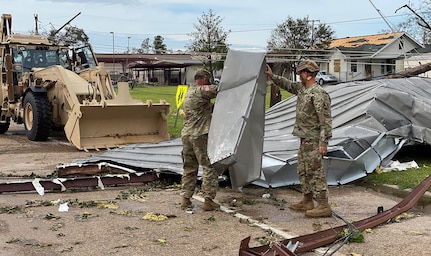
[20,11,413,52]
[369,0,396,32]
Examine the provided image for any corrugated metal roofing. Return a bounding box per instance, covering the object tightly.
[258,77,431,187]
[61,77,431,188]
[208,50,267,189]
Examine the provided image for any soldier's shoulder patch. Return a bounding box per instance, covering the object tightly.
[203,85,210,91]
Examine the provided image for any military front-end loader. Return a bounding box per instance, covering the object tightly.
[0,14,170,150]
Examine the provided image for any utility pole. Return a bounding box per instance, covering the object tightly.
[369,0,395,32]
[34,14,38,34]
[110,31,115,74]
[127,36,130,74]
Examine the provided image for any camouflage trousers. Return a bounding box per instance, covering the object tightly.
[297,138,328,196]
[181,134,218,200]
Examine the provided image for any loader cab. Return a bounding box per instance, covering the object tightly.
[73,45,98,72]
[12,45,71,71]
[0,45,72,89]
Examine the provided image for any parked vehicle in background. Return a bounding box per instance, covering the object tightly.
[316,71,338,85]
[111,73,137,88]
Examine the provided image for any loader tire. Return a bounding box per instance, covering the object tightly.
[23,91,52,141]
[0,121,9,134]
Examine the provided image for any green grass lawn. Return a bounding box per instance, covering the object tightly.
[128,84,431,192]
[129,84,290,139]
[129,85,184,139]
[361,144,431,192]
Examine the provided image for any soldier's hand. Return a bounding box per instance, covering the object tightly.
[265,64,273,77]
[319,145,328,155]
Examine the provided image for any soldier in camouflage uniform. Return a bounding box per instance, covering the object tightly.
[265,60,333,218]
[180,69,220,211]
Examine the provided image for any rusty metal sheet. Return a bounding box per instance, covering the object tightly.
[0,172,158,193]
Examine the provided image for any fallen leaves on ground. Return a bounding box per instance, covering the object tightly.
[143,212,168,221]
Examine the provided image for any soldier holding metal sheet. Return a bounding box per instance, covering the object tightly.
[180,69,220,211]
[265,60,333,218]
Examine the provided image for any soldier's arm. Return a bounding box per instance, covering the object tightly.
[200,84,218,99]
[314,91,332,147]
[268,74,300,94]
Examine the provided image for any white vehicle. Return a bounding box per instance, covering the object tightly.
[316,71,338,85]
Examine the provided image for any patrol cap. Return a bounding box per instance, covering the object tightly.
[195,68,212,79]
[296,60,320,74]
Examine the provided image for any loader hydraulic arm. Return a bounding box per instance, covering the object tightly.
[5,54,14,102]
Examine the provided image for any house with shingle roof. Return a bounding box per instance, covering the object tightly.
[326,32,423,82]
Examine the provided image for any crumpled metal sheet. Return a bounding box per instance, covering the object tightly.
[60,139,184,174]
[59,75,431,188]
[208,49,267,188]
[258,77,431,187]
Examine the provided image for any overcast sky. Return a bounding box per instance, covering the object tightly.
[1,0,424,53]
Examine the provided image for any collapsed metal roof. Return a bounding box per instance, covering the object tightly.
[60,63,431,188]
[259,77,431,187]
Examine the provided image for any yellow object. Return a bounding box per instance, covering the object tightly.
[157,238,167,245]
[97,203,119,209]
[176,85,188,109]
[143,212,168,221]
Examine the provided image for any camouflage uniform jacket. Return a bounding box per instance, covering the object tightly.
[181,83,218,137]
[270,74,332,146]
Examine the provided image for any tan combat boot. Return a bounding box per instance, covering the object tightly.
[181,197,192,210]
[289,193,314,211]
[202,198,220,211]
[305,191,331,218]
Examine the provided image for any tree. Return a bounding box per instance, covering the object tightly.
[267,16,334,79]
[392,2,431,45]
[267,16,334,53]
[153,35,167,54]
[188,9,230,78]
[133,38,151,53]
[47,26,89,47]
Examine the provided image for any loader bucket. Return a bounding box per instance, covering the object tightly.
[64,82,170,150]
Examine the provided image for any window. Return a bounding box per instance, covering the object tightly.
[334,59,340,72]
[351,60,357,72]
[398,36,404,50]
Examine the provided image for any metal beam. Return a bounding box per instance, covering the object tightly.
[0,172,158,193]
[239,174,431,255]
